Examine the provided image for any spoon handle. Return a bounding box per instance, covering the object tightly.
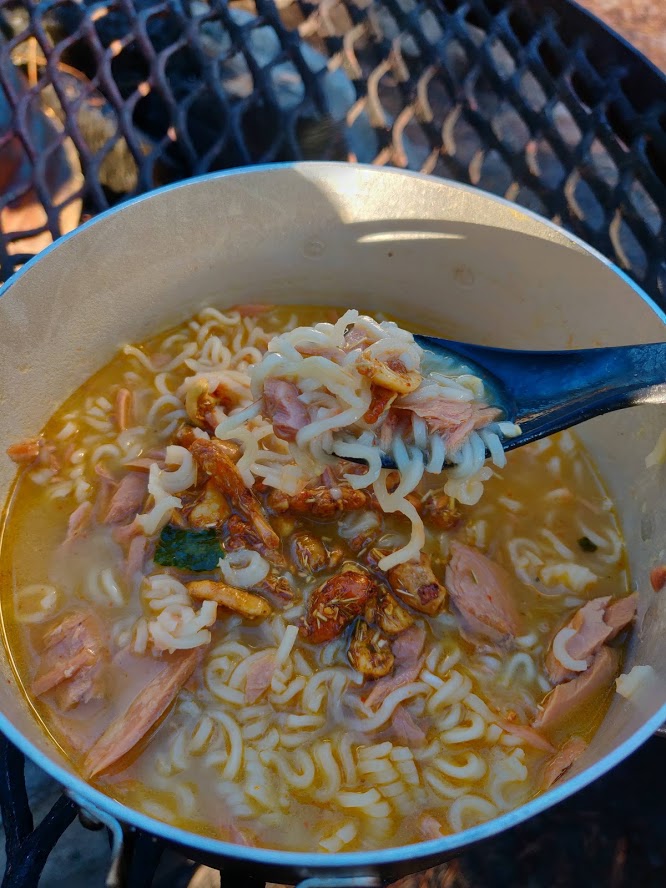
[415,336,666,446]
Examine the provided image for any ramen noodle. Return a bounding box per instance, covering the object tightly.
[0,305,636,852]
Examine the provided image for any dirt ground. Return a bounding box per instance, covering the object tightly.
[579,0,666,71]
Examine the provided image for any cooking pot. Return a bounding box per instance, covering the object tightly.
[0,163,664,887]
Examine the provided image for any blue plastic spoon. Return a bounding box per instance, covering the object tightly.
[374,336,666,469]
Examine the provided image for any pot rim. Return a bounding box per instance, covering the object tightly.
[0,161,664,871]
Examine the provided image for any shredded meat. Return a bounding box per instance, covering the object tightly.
[114,388,133,432]
[396,396,500,451]
[546,593,637,684]
[378,410,410,454]
[391,625,426,664]
[499,721,554,752]
[64,501,93,545]
[189,438,279,551]
[112,518,143,547]
[237,303,274,317]
[32,611,108,709]
[300,571,376,644]
[541,737,588,790]
[364,625,426,710]
[103,471,149,525]
[546,597,612,684]
[6,437,41,465]
[650,565,666,592]
[245,652,277,703]
[92,463,118,519]
[391,704,427,747]
[84,648,200,777]
[53,668,103,711]
[445,541,520,642]
[534,646,619,730]
[294,341,347,362]
[387,552,447,616]
[347,619,394,678]
[418,815,444,841]
[267,484,368,519]
[122,457,158,472]
[604,593,639,638]
[263,379,309,442]
[125,534,148,586]
[343,324,371,351]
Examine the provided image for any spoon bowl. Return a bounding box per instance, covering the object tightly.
[375,336,666,469]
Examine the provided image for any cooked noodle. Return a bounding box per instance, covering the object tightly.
[0,304,632,854]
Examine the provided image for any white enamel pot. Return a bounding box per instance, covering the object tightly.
[0,163,664,887]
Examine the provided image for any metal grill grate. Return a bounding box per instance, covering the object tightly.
[1,4,665,884]
[0,0,665,302]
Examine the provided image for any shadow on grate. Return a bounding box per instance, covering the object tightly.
[0,0,665,301]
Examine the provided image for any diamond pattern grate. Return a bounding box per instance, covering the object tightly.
[1,0,665,300]
[0,2,666,883]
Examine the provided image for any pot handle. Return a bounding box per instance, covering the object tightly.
[66,790,127,888]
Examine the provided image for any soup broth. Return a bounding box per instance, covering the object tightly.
[0,305,632,852]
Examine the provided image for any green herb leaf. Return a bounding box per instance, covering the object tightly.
[154,525,224,571]
[577,536,598,553]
